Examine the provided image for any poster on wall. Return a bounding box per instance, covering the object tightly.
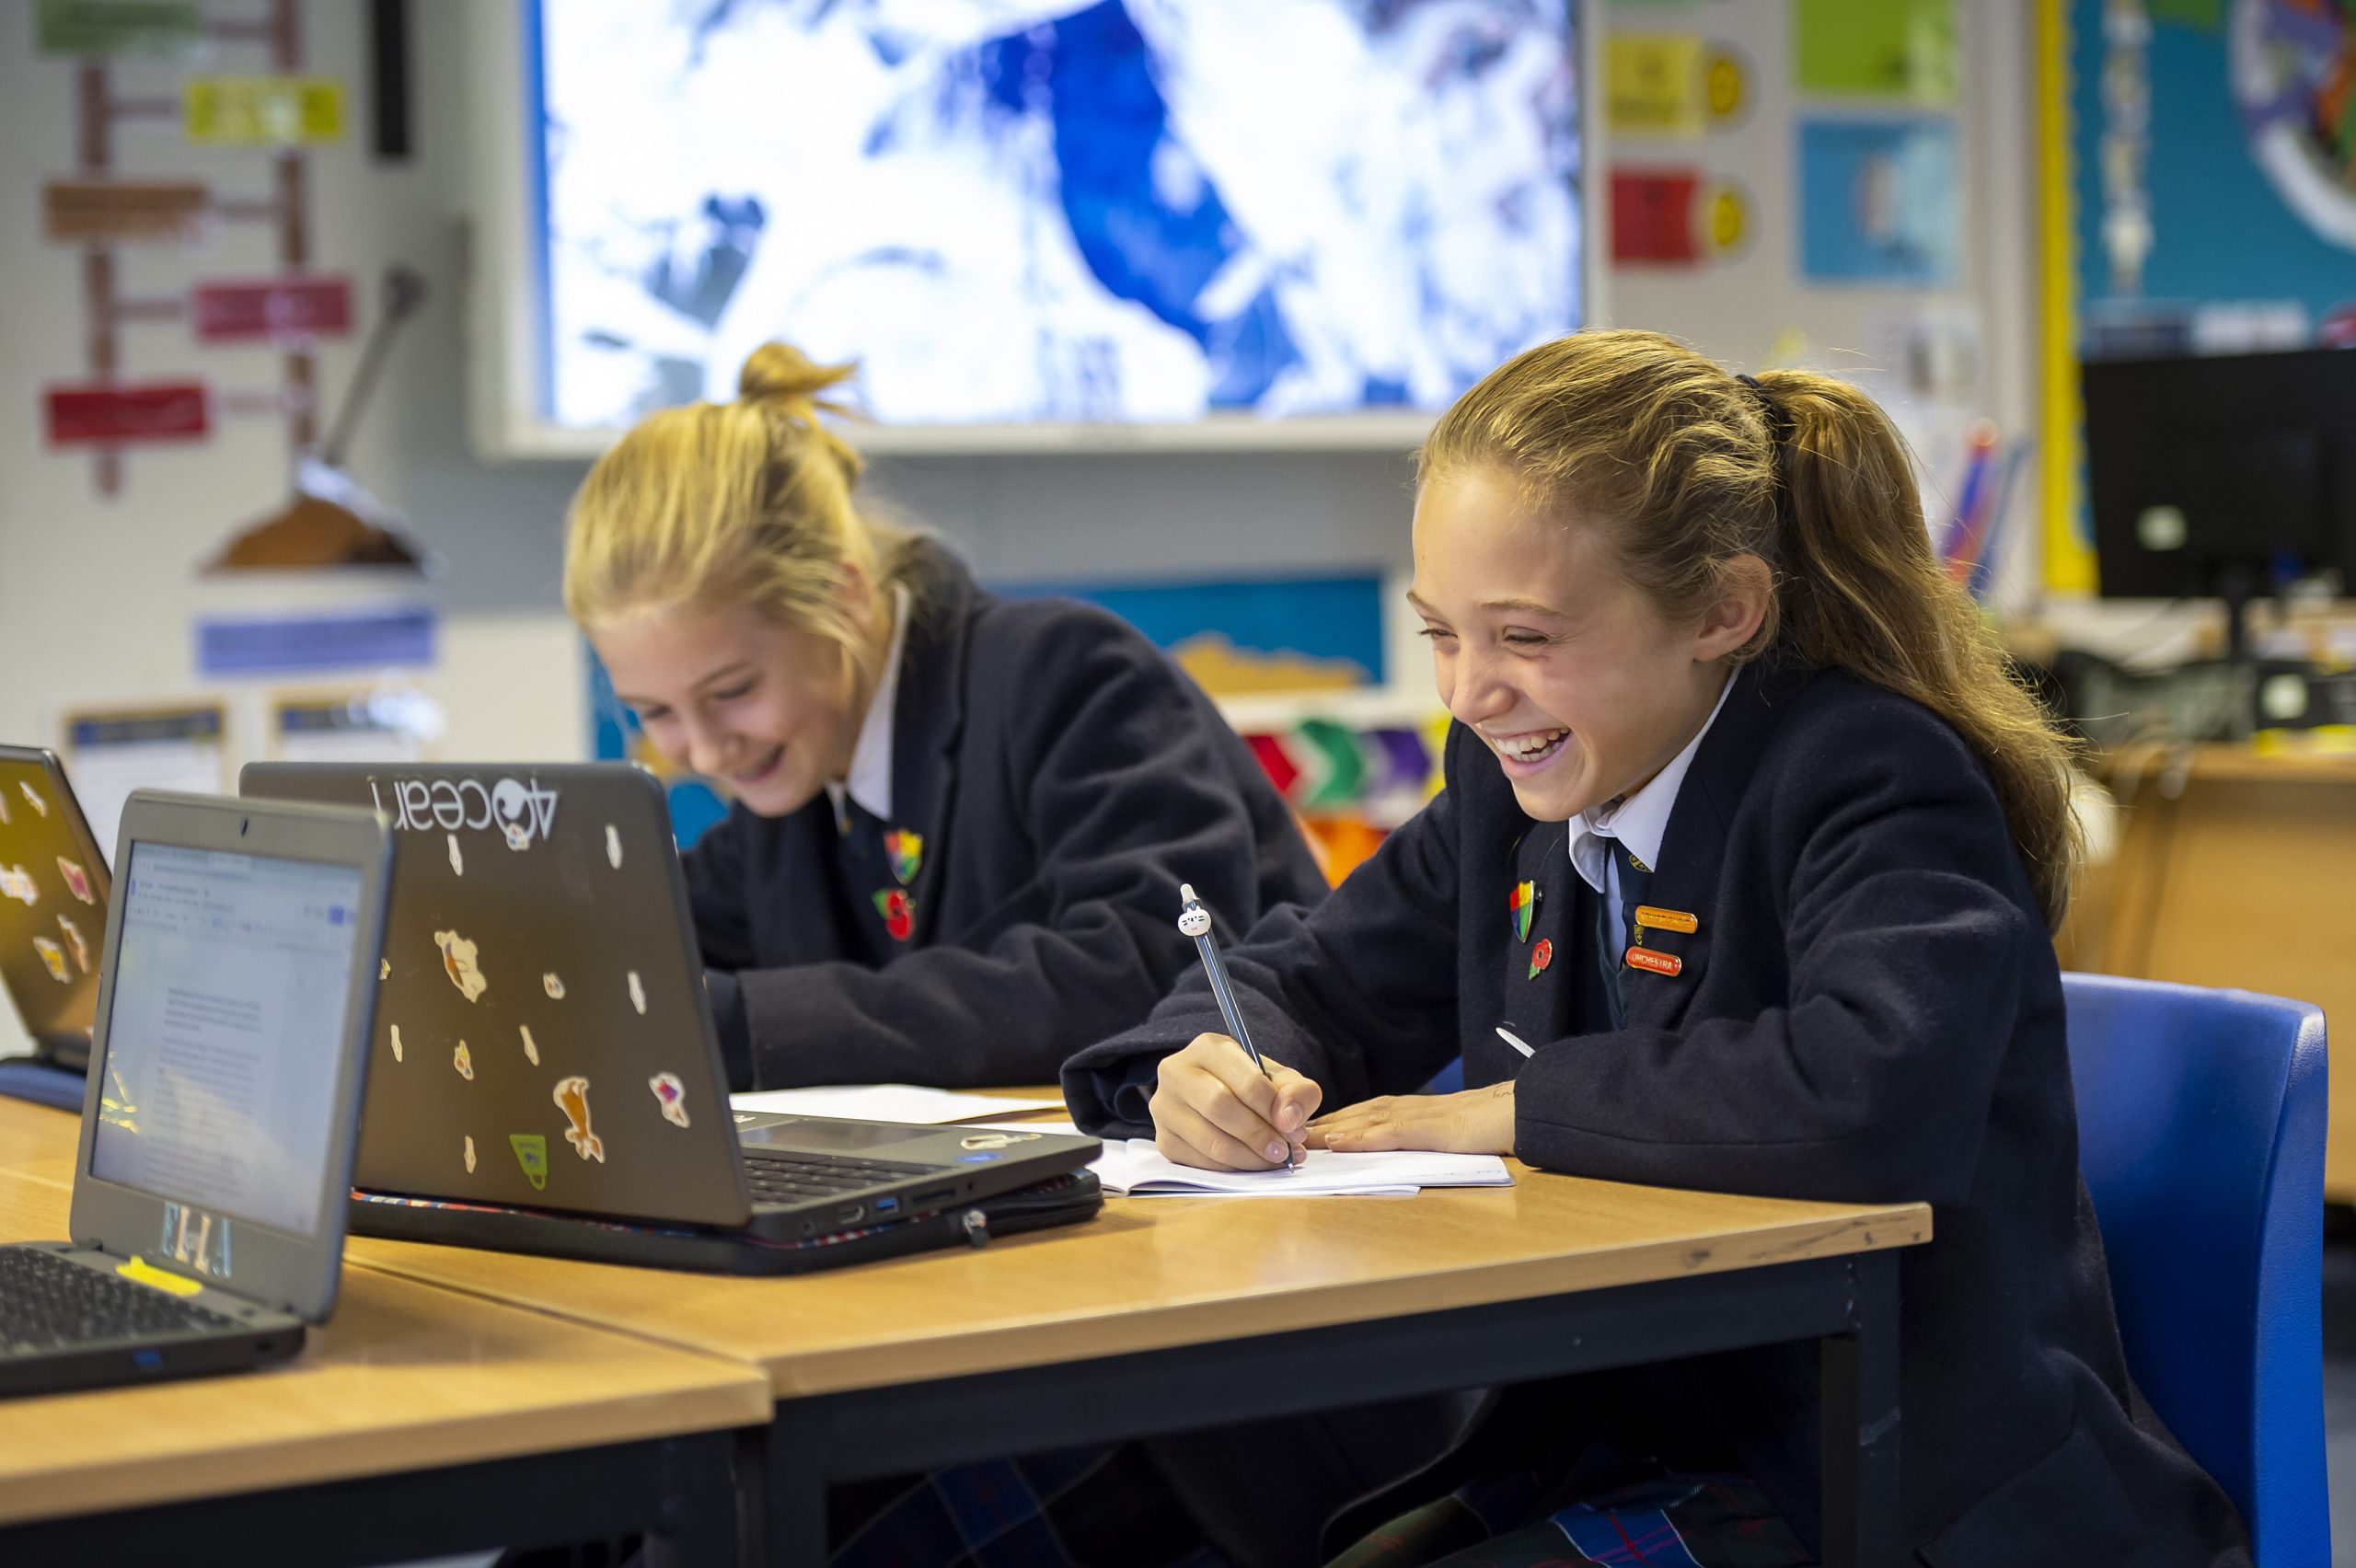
[1793,0,1958,105]
[2077,0,2356,356]
[61,705,228,855]
[1796,117,1960,285]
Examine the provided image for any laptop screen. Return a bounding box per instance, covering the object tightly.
[87,841,365,1239]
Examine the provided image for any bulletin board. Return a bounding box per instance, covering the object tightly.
[1602,0,2013,549]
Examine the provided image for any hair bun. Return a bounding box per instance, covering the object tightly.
[737,341,858,409]
[735,341,864,484]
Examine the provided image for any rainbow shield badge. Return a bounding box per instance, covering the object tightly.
[884,829,924,886]
[1508,881,1537,942]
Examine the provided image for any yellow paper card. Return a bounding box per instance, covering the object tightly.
[1608,34,1705,138]
[185,75,344,145]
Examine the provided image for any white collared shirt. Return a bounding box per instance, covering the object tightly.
[825,583,911,832]
[1567,673,1733,961]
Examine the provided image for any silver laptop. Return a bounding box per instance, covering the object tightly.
[0,746,114,1074]
[0,790,391,1396]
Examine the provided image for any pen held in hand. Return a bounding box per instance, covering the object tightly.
[1178,882,1299,1169]
[1496,1025,1535,1058]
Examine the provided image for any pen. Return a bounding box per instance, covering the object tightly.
[1496,1025,1535,1058]
[1179,883,1266,1075]
[1178,882,1299,1168]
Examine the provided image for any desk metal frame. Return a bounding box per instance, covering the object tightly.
[0,1429,745,1568]
[756,1250,1902,1568]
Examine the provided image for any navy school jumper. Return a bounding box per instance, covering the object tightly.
[688,538,1330,1090]
[1066,657,2250,1568]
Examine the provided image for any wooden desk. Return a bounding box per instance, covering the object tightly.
[0,1169,768,1566]
[0,1095,81,1190]
[2064,744,2356,1196]
[352,1128,1928,1568]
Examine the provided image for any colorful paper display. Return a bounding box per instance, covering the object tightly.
[183,75,345,145]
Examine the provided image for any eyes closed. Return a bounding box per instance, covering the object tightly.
[631,677,756,726]
[1417,624,1553,650]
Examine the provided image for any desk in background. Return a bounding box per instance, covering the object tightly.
[2064,744,2356,1198]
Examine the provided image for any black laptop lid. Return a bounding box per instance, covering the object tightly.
[239,762,753,1229]
[0,746,112,1064]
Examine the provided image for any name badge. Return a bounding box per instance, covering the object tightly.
[1625,948,1682,977]
[1634,905,1698,934]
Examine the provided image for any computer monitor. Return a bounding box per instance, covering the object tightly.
[2082,349,2356,659]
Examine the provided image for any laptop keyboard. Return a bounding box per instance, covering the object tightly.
[744,1149,933,1206]
[0,1247,237,1354]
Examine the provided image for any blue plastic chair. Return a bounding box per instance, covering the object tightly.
[2063,972,2329,1567]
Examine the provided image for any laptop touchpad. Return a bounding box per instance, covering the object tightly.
[738,1119,917,1152]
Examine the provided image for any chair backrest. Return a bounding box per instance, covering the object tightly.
[2062,972,2328,1568]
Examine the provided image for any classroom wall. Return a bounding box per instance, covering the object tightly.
[3,0,2203,1058]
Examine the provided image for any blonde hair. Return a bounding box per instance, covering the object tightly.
[1422,329,2082,928]
[563,342,918,674]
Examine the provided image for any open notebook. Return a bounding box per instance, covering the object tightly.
[969,1123,1514,1197]
[1095,1141,1514,1196]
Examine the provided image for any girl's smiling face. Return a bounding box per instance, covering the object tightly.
[1409,466,1767,823]
[592,597,871,819]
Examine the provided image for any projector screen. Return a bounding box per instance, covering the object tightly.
[475,0,1589,454]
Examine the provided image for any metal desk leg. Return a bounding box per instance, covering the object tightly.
[644,1430,745,1568]
[1819,1249,1902,1568]
[762,1401,831,1568]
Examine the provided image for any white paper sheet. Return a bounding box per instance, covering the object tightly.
[1089,1139,1513,1197]
[728,1084,1065,1124]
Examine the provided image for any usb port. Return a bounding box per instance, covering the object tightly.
[874,1197,899,1214]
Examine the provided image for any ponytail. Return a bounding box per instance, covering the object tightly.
[564,340,922,682]
[1422,330,2082,928]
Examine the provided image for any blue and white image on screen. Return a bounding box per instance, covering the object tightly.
[536,0,1582,429]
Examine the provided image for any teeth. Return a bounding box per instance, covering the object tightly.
[1496,729,1567,760]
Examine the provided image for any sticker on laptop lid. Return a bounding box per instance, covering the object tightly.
[434,929,487,1001]
[0,790,9,825]
[464,1135,477,1173]
[56,914,87,973]
[606,824,622,870]
[389,1022,404,1062]
[18,782,46,817]
[627,970,646,1015]
[117,1256,201,1297]
[543,972,564,999]
[554,1075,604,1162]
[380,957,389,980]
[453,1040,474,1079]
[510,1132,549,1190]
[519,1023,539,1066]
[648,1071,689,1127]
[32,937,68,983]
[0,864,36,905]
[54,858,93,904]
[446,833,464,877]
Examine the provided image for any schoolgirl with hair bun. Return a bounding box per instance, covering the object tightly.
[565,341,1327,1093]
[1068,329,2252,1567]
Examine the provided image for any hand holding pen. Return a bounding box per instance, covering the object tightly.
[1148,884,1318,1170]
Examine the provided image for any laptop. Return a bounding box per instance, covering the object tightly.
[1,790,392,1397]
[0,746,114,1078]
[238,762,1098,1270]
